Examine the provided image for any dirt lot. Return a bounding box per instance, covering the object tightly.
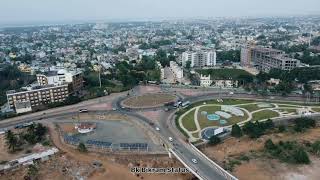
[202,128,320,180]
[0,134,27,162]
[122,93,177,108]
[0,122,193,180]
[0,130,51,162]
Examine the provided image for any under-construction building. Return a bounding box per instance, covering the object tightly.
[241,44,300,72]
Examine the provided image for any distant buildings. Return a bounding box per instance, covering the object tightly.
[181,50,217,68]
[241,44,301,72]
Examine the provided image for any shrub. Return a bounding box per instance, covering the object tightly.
[311,141,320,156]
[208,135,221,145]
[231,124,243,138]
[265,139,277,150]
[78,142,87,152]
[242,120,274,139]
[293,148,310,164]
[278,125,286,132]
[294,118,316,132]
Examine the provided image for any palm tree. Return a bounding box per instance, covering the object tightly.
[5,130,18,152]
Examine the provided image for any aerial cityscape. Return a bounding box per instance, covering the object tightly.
[0,1,320,180]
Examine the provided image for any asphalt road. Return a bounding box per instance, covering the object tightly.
[0,87,317,180]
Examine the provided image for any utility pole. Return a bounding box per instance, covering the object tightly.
[309,26,313,48]
[98,58,102,88]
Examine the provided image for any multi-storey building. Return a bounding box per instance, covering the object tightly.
[241,45,300,72]
[36,69,83,92]
[7,69,82,113]
[240,43,253,67]
[7,84,70,113]
[182,50,216,68]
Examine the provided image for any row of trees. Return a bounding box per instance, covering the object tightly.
[83,54,163,93]
[231,119,274,139]
[216,50,240,62]
[0,65,36,105]
[5,123,48,152]
[254,67,320,95]
[264,139,310,164]
[231,117,316,140]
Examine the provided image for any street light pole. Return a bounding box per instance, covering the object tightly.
[98,58,102,88]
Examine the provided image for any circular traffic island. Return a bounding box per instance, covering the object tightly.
[122,93,177,108]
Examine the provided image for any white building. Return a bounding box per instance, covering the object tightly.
[182,50,216,68]
[170,61,183,80]
[212,79,238,88]
[199,74,238,88]
[156,61,165,80]
[36,69,83,92]
[200,74,212,87]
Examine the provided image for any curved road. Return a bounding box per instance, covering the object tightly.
[0,88,317,180]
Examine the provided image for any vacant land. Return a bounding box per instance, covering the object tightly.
[123,93,176,108]
[10,122,191,180]
[202,127,320,180]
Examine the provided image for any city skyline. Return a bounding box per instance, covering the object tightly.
[0,0,320,26]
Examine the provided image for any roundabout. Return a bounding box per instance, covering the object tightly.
[122,93,177,108]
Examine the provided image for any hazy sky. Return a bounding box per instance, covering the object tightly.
[0,0,319,24]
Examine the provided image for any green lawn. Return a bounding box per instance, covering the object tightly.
[228,111,249,125]
[192,132,200,138]
[277,104,302,108]
[197,105,248,128]
[313,107,320,112]
[276,108,297,114]
[251,110,280,121]
[198,106,221,129]
[200,99,255,106]
[181,109,197,131]
[237,104,266,112]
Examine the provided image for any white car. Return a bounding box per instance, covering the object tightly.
[229,92,234,95]
[112,108,117,111]
[192,159,198,164]
[169,137,173,142]
[155,127,160,131]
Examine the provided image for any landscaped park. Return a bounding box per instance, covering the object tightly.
[177,99,320,142]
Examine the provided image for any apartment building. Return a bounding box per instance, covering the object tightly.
[182,50,216,68]
[7,84,69,113]
[37,69,83,92]
[6,69,83,113]
[241,45,300,72]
